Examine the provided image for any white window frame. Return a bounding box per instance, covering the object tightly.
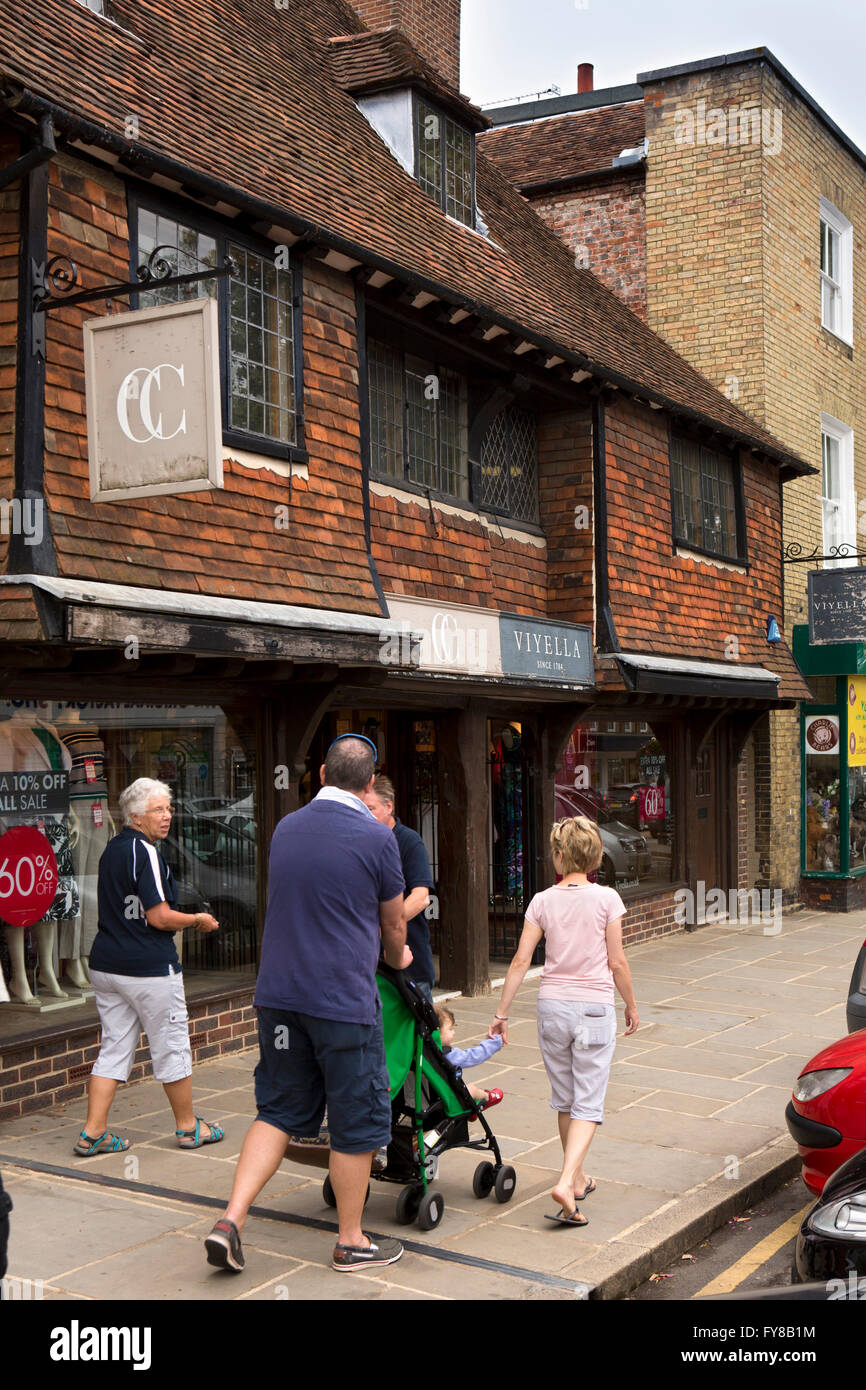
[820,198,853,345]
[821,413,855,568]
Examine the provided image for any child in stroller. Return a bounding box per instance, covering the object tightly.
[435,1006,505,1114]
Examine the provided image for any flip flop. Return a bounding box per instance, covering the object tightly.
[575,1178,596,1200]
[545,1209,589,1227]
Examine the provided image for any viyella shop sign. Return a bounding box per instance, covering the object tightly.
[84,298,223,502]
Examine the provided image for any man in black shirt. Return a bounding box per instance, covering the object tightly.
[364,775,436,1001]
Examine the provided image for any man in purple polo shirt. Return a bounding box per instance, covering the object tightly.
[206,736,411,1275]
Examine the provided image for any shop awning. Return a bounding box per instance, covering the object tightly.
[613,651,782,700]
[0,575,422,667]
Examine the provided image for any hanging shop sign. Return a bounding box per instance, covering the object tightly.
[805,714,841,755]
[808,569,866,645]
[84,298,223,503]
[848,678,866,766]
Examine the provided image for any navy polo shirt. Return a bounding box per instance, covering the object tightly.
[392,819,436,988]
[255,794,405,1025]
[89,826,181,978]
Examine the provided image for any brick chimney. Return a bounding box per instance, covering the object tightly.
[351,0,462,90]
[577,62,594,93]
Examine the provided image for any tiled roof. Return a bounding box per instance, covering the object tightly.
[328,28,489,131]
[479,102,646,188]
[0,0,809,472]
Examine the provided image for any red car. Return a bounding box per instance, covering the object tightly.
[786,1028,866,1194]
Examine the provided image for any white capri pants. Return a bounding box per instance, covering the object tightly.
[537,999,617,1123]
[90,969,192,1085]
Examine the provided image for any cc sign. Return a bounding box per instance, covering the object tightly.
[116,363,187,444]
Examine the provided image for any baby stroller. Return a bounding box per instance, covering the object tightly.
[323,962,516,1230]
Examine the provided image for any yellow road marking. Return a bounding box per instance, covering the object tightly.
[692,1204,813,1299]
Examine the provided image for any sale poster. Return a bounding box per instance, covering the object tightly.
[848,678,866,766]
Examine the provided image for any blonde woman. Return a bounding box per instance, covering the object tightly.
[488,817,639,1227]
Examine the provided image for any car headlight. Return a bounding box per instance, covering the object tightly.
[793,1067,852,1102]
[808,1193,866,1242]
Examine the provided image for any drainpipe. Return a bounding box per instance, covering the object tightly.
[354,279,388,616]
[592,393,619,653]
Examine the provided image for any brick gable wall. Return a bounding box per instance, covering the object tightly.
[527,175,647,321]
[349,0,461,90]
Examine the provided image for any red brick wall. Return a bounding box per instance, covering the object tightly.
[0,990,256,1122]
[604,396,783,670]
[527,175,647,321]
[350,0,461,88]
[0,127,19,574]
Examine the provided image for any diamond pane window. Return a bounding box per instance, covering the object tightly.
[414,98,474,228]
[136,207,297,447]
[671,436,740,559]
[480,409,538,523]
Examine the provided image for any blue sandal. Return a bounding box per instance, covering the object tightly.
[74,1130,130,1156]
[176,1118,224,1149]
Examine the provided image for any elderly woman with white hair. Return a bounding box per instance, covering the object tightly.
[75,778,225,1156]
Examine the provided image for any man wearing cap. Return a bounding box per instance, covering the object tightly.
[206,735,411,1275]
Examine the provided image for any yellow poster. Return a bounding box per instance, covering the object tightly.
[848,677,866,766]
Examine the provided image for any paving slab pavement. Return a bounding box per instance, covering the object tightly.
[1,906,862,1301]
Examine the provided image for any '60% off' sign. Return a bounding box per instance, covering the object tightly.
[0,825,58,927]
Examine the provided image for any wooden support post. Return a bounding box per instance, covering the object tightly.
[436,702,490,996]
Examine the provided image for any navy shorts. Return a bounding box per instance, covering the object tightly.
[254,1007,392,1155]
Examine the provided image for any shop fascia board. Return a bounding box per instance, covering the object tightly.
[0,575,422,668]
[792,623,866,676]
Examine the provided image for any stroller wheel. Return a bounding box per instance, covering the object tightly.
[417,1189,445,1231]
[395,1184,423,1226]
[494,1165,517,1204]
[472,1161,496,1199]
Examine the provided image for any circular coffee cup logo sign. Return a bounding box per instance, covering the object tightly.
[806,717,839,752]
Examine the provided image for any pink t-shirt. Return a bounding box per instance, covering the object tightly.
[525,882,626,1004]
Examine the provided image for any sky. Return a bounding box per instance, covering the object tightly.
[461,0,866,154]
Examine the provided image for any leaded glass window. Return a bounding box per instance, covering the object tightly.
[480,409,538,523]
[368,340,469,499]
[136,207,297,447]
[414,98,474,228]
[671,435,740,558]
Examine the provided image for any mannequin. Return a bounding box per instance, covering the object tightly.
[0,709,80,1004]
[57,711,116,989]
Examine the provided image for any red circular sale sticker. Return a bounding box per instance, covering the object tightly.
[0,825,58,928]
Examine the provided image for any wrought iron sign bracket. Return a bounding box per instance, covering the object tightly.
[30,246,238,356]
[783,542,866,564]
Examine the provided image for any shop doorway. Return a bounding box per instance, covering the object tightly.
[488,720,540,963]
[691,739,720,911]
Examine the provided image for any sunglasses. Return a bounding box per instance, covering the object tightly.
[327,732,378,761]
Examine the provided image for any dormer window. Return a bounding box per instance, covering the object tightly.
[413,97,474,227]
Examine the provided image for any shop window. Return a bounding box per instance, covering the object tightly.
[804,713,841,872]
[369,339,469,500]
[414,97,474,228]
[671,434,742,561]
[0,700,258,1014]
[556,719,674,895]
[135,204,298,450]
[479,407,539,523]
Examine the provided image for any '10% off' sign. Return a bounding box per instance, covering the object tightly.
[0,825,58,927]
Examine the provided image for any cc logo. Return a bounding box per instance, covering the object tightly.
[116,363,187,444]
[430,611,458,664]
